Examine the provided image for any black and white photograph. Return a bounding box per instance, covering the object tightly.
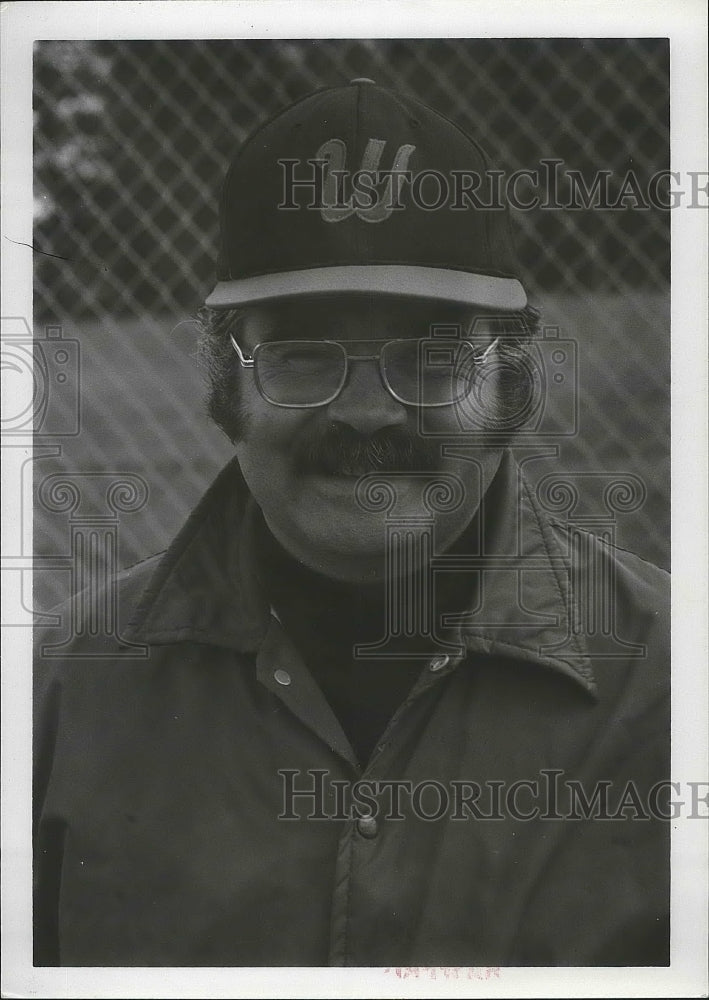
[1,1,707,997]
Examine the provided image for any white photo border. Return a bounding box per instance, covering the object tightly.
[1,1,707,997]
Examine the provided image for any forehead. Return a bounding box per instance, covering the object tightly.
[238,294,495,342]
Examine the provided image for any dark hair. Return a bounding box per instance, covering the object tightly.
[196,305,250,443]
[196,299,542,444]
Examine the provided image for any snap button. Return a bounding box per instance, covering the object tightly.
[429,654,450,672]
[274,669,291,686]
[356,815,379,839]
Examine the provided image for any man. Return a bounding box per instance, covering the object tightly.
[34,79,669,967]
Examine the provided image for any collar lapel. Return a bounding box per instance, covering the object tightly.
[127,459,270,652]
[444,450,596,696]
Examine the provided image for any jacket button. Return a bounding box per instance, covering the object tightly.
[356,814,379,838]
[429,654,449,672]
[274,669,291,686]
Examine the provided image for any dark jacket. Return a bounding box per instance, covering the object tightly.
[33,451,670,967]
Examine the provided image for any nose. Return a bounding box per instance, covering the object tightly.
[325,357,408,433]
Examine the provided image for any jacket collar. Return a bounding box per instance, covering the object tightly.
[127,451,596,697]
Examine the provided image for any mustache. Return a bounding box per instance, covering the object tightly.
[294,423,441,476]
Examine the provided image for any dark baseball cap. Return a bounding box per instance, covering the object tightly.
[206,78,527,311]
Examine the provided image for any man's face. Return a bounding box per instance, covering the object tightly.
[232,294,505,580]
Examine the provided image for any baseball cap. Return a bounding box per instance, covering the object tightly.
[206,78,527,311]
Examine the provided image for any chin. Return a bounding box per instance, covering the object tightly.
[302,511,389,555]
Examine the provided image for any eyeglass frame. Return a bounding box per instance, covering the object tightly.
[228,333,500,409]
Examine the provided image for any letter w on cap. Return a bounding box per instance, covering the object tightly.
[317,138,416,223]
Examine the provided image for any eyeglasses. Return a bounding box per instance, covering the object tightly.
[229,335,499,408]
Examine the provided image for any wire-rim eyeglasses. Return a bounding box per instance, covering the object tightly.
[229,334,500,408]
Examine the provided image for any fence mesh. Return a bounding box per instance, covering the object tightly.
[30,39,670,612]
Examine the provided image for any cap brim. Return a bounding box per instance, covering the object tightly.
[205,265,527,311]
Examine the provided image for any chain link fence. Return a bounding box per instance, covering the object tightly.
[30,39,670,612]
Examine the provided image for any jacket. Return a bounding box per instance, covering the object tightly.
[33,450,670,967]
